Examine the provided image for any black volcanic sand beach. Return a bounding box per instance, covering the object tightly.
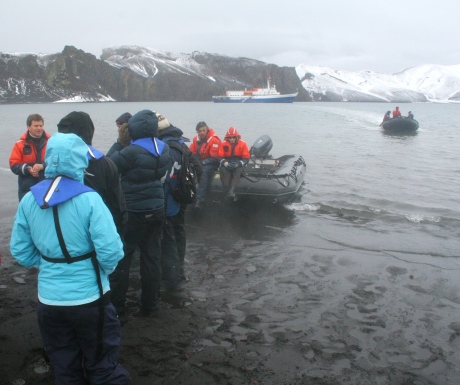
[1,174,460,384]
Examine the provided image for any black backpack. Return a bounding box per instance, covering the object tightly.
[167,141,198,204]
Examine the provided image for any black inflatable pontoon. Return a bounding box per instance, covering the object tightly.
[210,135,306,204]
[381,117,419,132]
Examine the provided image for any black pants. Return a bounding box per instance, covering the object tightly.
[161,216,180,290]
[110,211,164,314]
[38,301,130,384]
[173,205,187,273]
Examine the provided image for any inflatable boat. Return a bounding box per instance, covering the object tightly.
[380,117,419,132]
[210,135,306,204]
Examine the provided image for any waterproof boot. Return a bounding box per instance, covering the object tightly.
[226,178,238,201]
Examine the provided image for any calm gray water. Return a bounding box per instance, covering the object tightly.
[2,102,460,383]
[1,102,458,259]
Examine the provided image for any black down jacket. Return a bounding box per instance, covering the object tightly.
[108,110,171,213]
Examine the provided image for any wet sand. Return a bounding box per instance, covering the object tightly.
[1,173,460,384]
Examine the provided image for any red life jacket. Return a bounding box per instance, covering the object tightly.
[190,128,221,160]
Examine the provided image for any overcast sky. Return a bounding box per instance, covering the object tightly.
[2,0,459,74]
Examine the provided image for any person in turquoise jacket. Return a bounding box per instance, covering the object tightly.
[10,133,130,385]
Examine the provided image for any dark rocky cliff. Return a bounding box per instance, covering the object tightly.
[0,46,309,103]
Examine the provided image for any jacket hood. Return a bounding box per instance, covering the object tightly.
[206,127,217,138]
[44,133,89,183]
[57,111,95,145]
[158,125,184,140]
[128,109,158,140]
[224,126,241,140]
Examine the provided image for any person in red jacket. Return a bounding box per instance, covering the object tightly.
[392,106,401,118]
[189,121,221,209]
[9,114,50,201]
[218,126,250,202]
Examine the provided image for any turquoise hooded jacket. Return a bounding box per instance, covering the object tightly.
[10,133,124,306]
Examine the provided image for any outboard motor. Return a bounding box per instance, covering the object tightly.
[250,135,273,159]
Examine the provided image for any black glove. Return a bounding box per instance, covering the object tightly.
[226,162,236,171]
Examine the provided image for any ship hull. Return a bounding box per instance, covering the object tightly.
[212,93,298,103]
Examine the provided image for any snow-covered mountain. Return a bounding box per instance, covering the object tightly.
[101,46,460,103]
[296,64,460,102]
[102,46,213,79]
[0,45,303,103]
[1,45,459,103]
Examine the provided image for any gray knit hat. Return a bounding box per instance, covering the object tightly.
[156,113,170,131]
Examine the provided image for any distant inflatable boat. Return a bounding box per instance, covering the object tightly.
[210,135,306,204]
[380,117,419,132]
[212,77,298,103]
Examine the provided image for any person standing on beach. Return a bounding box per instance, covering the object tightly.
[108,109,171,317]
[189,121,221,209]
[157,113,202,286]
[9,114,50,201]
[10,133,130,385]
[106,112,133,157]
[57,111,127,236]
[116,112,132,129]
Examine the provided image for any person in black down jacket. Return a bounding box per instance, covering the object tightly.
[108,109,171,317]
[57,111,127,236]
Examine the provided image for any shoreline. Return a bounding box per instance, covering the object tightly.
[1,172,460,384]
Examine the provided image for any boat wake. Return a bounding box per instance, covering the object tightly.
[285,202,320,212]
[297,199,454,227]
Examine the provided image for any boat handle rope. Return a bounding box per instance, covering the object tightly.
[288,156,306,183]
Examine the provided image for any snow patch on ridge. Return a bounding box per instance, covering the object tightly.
[296,64,460,103]
[54,93,115,103]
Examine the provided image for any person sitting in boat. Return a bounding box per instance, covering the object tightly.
[407,111,414,119]
[383,111,391,122]
[392,106,401,118]
[190,121,221,209]
[218,126,250,202]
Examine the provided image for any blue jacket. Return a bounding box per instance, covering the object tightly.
[108,110,171,213]
[10,133,124,306]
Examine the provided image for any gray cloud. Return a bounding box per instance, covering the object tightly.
[2,0,459,73]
